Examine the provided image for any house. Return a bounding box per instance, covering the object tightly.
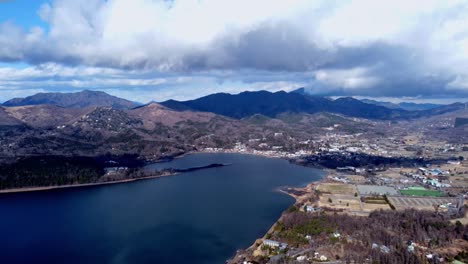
[263,239,288,250]
[332,232,341,239]
[412,174,426,180]
[331,176,348,183]
[424,179,449,188]
[296,255,307,261]
[407,242,415,252]
[305,205,322,213]
[104,167,128,175]
[372,243,390,254]
[337,166,356,173]
[346,147,359,152]
[429,169,443,176]
[380,245,391,254]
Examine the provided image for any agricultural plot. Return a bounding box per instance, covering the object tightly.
[387,196,457,211]
[362,203,391,211]
[316,183,357,195]
[318,194,362,211]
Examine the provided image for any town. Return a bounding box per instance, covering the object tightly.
[226,117,468,264]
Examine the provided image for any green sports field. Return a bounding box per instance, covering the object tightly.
[400,187,442,197]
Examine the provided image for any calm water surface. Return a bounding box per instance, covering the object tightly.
[0,153,323,264]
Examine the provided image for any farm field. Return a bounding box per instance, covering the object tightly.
[387,196,456,211]
[316,183,357,195]
[318,194,361,211]
[362,203,391,211]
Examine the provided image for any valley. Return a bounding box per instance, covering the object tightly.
[1,89,468,264]
[0,90,467,192]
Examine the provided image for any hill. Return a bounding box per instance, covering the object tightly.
[361,99,442,111]
[129,102,216,128]
[455,117,468,128]
[4,105,91,128]
[3,90,139,109]
[0,107,24,126]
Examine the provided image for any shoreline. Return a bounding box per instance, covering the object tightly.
[0,150,308,194]
[240,171,330,253]
[1,150,329,261]
[0,150,324,196]
[0,172,178,194]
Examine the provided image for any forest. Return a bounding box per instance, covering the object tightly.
[0,155,148,190]
[0,156,106,189]
[264,209,468,264]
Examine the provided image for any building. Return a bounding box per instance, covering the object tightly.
[372,243,391,254]
[305,205,322,213]
[104,167,128,175]
[263,239,288,250]
[337,166,356,173]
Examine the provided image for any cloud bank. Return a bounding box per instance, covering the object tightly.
[1,0,468,101]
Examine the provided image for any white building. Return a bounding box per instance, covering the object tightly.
[263,239,288,250]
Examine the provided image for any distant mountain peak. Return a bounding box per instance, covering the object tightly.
[334,96,359,102]
[361,98,444,111]
[291,87,306,95]
[133,102,168,110]
[2,90,139,110]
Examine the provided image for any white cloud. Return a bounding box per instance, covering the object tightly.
[314,67,380,89]
[447,75,468,90]
[1,0,468,99]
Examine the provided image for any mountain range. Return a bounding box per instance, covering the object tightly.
[2,89,466,122]
[161,89,466,120]
[0,89,466,165]
[360,99,443,111]
[3,90,139,110]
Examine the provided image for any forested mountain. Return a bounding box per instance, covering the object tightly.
[3,90,139,109]
[161,90,465,120]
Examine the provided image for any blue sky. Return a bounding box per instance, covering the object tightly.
[0,0,468,104]
[0,0,47,29]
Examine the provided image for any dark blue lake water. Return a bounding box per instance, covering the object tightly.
[0,153,323,264]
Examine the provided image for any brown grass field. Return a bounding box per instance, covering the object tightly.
[316,183,357,195]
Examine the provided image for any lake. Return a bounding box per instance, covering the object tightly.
[0,153,323,264]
